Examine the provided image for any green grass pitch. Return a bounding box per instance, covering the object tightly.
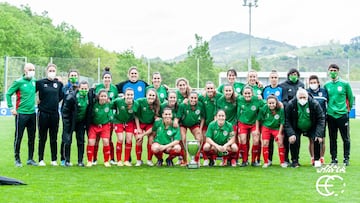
[0,116,359,202]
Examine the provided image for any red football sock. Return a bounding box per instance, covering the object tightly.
[124,143,132,162]
[194,151,200,162]
[109,140,115,160]
[263,146,269,164]
[147,144,153,161]
[87,145,94,162]
[240,144,248,162]
[279,147,285,164]
[116,142,123,161]
[201,144,208,160]
[168,150,180,160]
[251,145,260,163]
[103,145,111,162]
[154,151,163,160]
[136,144,142,161]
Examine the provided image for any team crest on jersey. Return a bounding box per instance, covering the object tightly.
[251,105,256,111]
[223,131,228,136]
[167,130,172,136]
[319,92,323,97]
[104,107,109,112]
[95,108,99,112]
[306,108,310,113]
[236,88,241,93]
[109,92,114,98]
[121,106,125,110]
[23,84,27,87]
[143,107,147,111]
[195,110,200,115]
[337,86,342,92]
[257,90,262,95]
[214,130,217,134]
[274,114,280,120]
[224,105,228,109]
[160,93,165,98]
[138,86,142,92]
[128,109,133,113]
[44,84,48,87]
[53,83,58,88]
[275,91,280,96]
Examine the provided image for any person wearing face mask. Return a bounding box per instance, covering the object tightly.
[284,88,325,168]
[6,63,37,167]
[324,64,354,166]
[116,66,149,100]
[61,80,90,167]
[36,63,64,166]
[279,68,304,164]
[307,75,328,165]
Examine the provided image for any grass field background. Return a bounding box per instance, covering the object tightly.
[0,116,359,202]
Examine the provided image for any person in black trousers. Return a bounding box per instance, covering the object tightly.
[284,88,325,167]
[36,63,64,166]
[279,68,304,164]
[6,63,38,167]
[61,80,90,167]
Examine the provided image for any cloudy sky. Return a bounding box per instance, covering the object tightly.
[3,0,360,59]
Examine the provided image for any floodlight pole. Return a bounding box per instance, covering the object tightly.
[243,0,258,72]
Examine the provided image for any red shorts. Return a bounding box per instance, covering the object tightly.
[180,124,200,132]
[238,122,256,135]
[202,125,208,133]
[135,123,153,134]
[261,126,280,141]
[88,123,111,139]
[113,121,135,133]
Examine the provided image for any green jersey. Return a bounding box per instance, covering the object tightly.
[257,105,284,130]
[176,90,187,104]
[218,82,244,95]
[76,92,88,122]
[112,98,135,124]
[6,76,36,114]
[92,102,113,125]
[324,78,354,118]
[153,119,181,145]
[206,120,234,145]
[146,85,168,103]
[95,83,118,101]
[297,103,311,131]
[133,98,156,124]
[238,96,265,125]
[248,84,264,97]
[176,102,205,127]
[216,96,239,125]
[198,92,223,126]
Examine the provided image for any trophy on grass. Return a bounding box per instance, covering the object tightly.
[186,140,200,169]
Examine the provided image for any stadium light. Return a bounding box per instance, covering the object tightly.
[243,0,258,72]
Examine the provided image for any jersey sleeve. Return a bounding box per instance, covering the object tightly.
[5,80,20,109]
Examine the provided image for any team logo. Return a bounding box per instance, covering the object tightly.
[109,92,114,98]
[251,105,256,111]
[214,130,217,134]
[257,90,262,95]
[316,175,345,197]
[160,93,165,98]
[274,114,280,120]
[53,83,58,88]
[223,131,228,136]
[24,84,27,87]
[128,109,133,113]
[44,84,48,88]
[319,92,323,97]
[167,130,172,136]
[121,106,125,110]
[306,108,310,113]
[138,86,142,92]
[337,86,342,92]
[275,91,280,96]
[143,107,147,111]
[195,110,200,115]
[236,88,241,93]
[95,108,99,112]
[104,107,109,112]
[224,106,228,109]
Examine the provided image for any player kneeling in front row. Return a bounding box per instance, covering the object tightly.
[140,107,181,166]
[203,110,238,167]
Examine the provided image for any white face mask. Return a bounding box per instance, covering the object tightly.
[309,84,318,91]
[48,72,56,80]
[298,99,308,106]
[27,71,35,78]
